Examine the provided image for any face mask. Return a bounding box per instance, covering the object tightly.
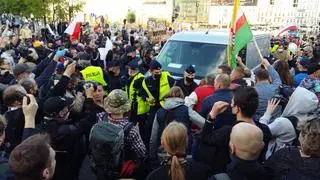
[126,55,134,63]
[29,73,35,79]
[186,77,194,83]
[154,74,161,80]
[109,71,115,76]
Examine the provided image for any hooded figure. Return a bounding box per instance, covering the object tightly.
[149,87,205,167]
[259,87,319,159]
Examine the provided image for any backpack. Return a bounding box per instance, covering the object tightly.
[89,120,133,180]
[156,105,190,144]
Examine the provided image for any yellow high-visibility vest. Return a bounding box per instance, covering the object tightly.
[126,73,150,115]
[270,44,279,53]
[142,71,171,107]
[80,66,107,86]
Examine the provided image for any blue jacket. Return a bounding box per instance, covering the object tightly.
[254,65,282,121]
[294,72,307,87]
[33,56,57,88]
[200,89,236,129]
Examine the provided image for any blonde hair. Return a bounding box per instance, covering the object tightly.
[161,122,188,180]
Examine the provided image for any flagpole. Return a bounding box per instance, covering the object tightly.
[241,7,264,61]
[252,37,264,61]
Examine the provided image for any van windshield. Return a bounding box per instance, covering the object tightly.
[157,40,227,78]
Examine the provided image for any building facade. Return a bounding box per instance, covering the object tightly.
[209,0,320,29]
[84,0,320,31]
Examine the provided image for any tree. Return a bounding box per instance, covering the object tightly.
[0,0,84,22]
[126,11,136,24]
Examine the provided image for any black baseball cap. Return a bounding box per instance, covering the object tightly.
[43,96,74,117]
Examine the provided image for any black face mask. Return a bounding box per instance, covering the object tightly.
[126,55,134,64]
[154,74,161,80]
[186,77,194,83]
[109,71,115,76]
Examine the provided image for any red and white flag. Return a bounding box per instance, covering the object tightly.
[65,15,83,40]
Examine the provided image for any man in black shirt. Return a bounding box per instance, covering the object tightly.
[176,65,198,96]
[106,60,125,92]
[195,87,272,174]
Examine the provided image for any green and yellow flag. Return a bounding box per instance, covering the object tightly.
[227,0,253,69]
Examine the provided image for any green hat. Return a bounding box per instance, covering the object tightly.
[104,89,131,114]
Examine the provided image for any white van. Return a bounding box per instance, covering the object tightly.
[156,30,270,79]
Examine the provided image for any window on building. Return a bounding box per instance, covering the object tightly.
[293,0,298,7]
[270,0,274,5]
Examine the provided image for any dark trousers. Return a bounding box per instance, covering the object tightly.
[136,114,148,148]
[145,107,159,151]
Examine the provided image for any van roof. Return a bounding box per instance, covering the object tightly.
[169,30,270,45]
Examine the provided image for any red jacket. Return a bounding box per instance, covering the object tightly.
[194,85,215,112]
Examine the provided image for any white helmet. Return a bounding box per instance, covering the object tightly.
[288,43,298,55]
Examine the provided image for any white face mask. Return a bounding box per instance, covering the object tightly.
[29,73,35,79]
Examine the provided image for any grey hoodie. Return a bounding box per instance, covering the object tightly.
[149,97,206,159]
[260,87,319,159]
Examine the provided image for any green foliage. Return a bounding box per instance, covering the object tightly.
[0,0,84,21]
[126,11,136,24]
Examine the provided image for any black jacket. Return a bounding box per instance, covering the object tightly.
[175,78,198,97]
[4,108,24,153]
[195,120,272,174]
[220,155,270,180]
[41,99,97,180]
[264,147,320,180]
[146,160,213,180]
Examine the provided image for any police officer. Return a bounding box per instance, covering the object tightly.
[175,65,198,97]
[126,60,149,144]
[106,60,126,92]
[141,60,175,148]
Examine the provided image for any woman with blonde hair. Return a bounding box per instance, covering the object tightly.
[147,122,213,180]
[149,86,205,168]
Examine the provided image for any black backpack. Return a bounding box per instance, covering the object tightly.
[89,120,133,180]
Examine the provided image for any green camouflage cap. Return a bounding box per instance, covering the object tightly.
[104,89,131,114]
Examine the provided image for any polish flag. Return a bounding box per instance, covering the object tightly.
[65,15,83,40]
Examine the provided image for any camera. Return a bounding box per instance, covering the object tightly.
[272,85,295,106]
[84,81,100,91]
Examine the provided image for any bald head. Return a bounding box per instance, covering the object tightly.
[229,122,264,160]
[214,74,231,89]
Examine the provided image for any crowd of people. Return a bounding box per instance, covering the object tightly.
[0,16,319,180]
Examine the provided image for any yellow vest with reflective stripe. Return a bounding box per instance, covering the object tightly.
[80,66,107,86]
[126,73,150,115]
[142,71,171,107]
[270,44,279,53]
